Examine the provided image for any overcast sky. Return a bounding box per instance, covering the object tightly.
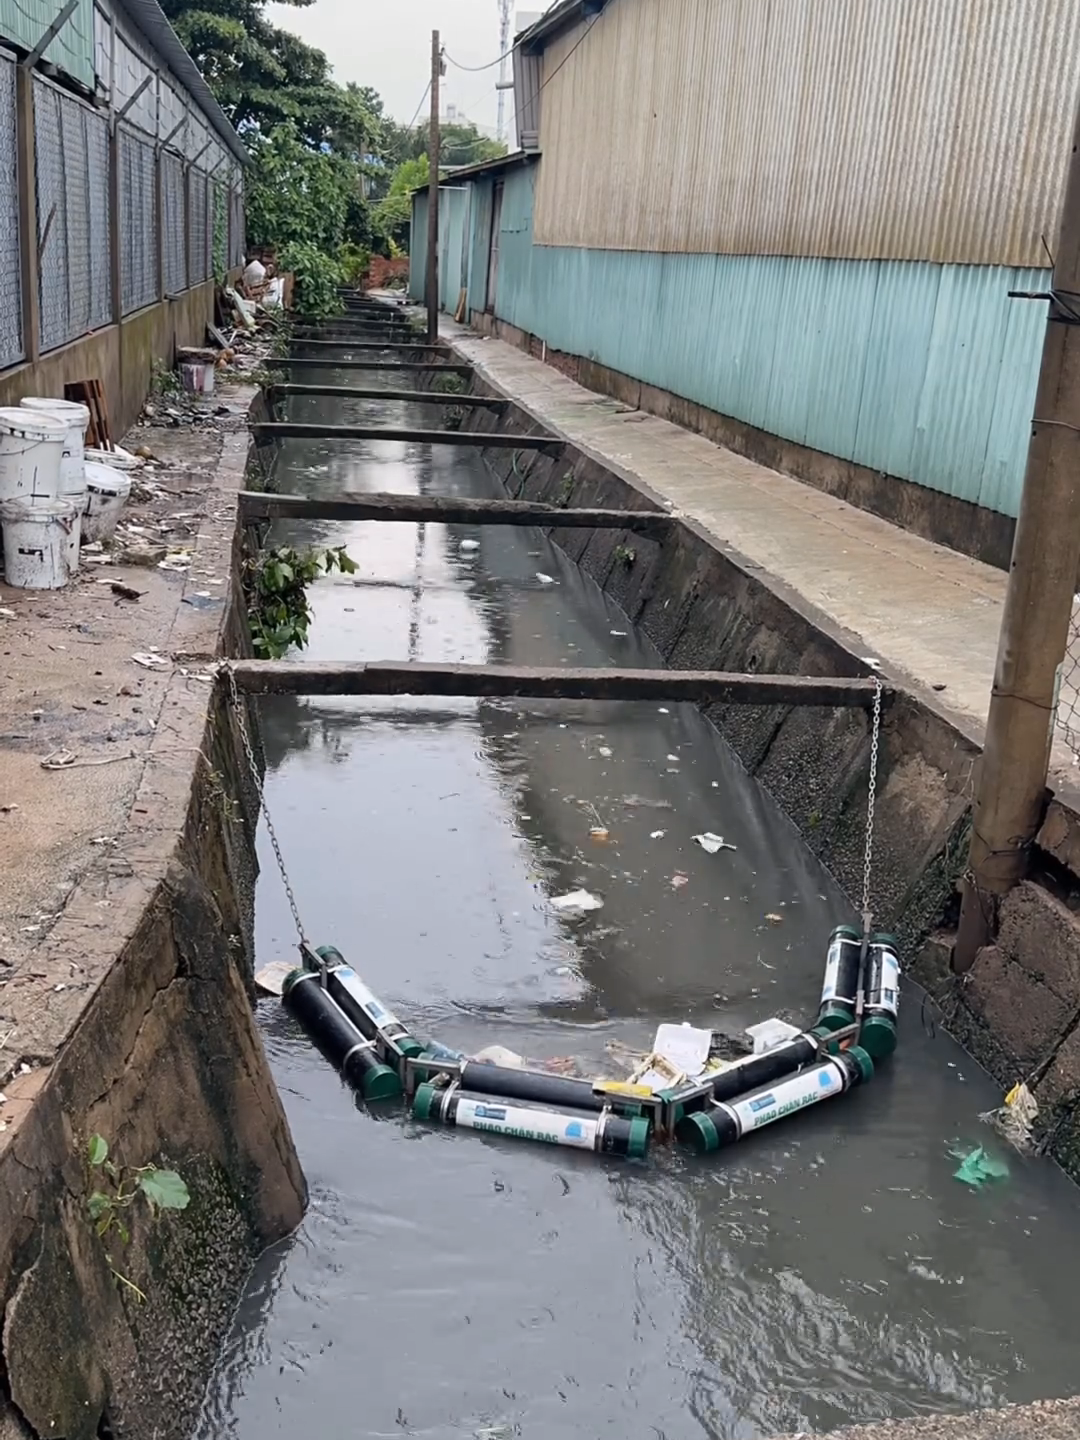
[266,1,548,132]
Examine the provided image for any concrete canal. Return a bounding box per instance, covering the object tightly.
[198,357,1080,1440]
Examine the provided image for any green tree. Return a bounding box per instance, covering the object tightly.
[245,122,353,253]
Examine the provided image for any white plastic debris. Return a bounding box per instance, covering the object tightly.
[692,832,737,855]
[597,746,613,758]
[535,572,556,585]
[472,1045,525,1069]
[550,889,604,914]
[654,1022,712,1076]
[459,539,480,552]
[131,652,169,670]
[649,829,666,839]
[746,1018,801,1054]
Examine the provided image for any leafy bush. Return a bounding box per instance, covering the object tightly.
[278,241,345,319]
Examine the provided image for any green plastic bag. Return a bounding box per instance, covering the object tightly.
[950,1143,1010,1188]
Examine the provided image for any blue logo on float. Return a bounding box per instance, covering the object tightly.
[564,1121,585,1139]
[818,1071,833,1089]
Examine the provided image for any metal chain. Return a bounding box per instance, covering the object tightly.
[223,663,308,948]
[861,675,884,935]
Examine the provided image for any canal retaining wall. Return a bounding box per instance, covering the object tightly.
[0,425,306,1440]
[416,345,1080,1180]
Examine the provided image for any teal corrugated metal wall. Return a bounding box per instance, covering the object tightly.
[467,180,494,315]
[439,187,468,314]
[483,166,1046,519]
[409,191,427,302]
[0,0,95,88]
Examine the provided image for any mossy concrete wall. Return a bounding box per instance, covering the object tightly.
[0,425,306,1439]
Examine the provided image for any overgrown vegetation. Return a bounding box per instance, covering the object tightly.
[86,1134,190,1302]
[244,544,358,657]
[164,0,506,302]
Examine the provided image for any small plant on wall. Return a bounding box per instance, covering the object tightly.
[86,1134,190,1301]
[243,544,358,659]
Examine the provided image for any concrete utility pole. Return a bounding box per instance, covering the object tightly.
[954,99,1080,972]
[426,30,441,345]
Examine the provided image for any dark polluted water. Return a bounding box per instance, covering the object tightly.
[197,373,1080,1440]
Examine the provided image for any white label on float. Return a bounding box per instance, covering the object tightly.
[731,1061,844,1135]
[877,953,901,1017]
[820,941,842,1002]
[454,1098,599,1150]
[335,968,402,1030]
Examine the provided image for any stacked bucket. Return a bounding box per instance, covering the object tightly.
[0,399,90,588]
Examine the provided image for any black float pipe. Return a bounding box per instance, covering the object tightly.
[282,970,401,1100]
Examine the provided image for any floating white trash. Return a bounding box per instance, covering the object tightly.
[0,496,80,589]
[83,461,131,543]
[0,408,67,503]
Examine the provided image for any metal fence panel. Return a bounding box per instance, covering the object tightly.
[35,78,112,352]
[86,109,110,330]
[212,180,226,279]
[229,186,245,269]
[0,49,21,370]
[188,169,208,285]
[119,126,158,314]
[162,151,186,295]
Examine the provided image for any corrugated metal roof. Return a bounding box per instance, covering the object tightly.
[412,149,536,195]
[531,0,1080,268]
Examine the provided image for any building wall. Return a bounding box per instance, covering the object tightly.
[468,165,1046,523]
[0,0,95,89]
[409,190,428,302]
[533,0,1080,267]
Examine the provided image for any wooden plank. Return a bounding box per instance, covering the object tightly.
[289,339,450,351]
[238,490,673,535]
[266,358,473,373]
[228,661,885,706]
[249,422,559,452]
[267,384,506,407]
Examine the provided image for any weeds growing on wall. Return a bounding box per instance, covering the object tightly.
[86,1134,190,1301]
[244,544,358,658]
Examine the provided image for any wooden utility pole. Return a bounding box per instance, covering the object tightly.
[954,100,1080,972]
[426,30,441,343]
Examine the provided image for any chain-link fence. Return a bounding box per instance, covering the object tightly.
[2,53,245,376]
[229,184,245,270]
[1057,609,1080,757]
[34,76,111,353]
[162,151,187,295]
[188,169,209,286]
[0,49,22,370]
[119,125,158,315]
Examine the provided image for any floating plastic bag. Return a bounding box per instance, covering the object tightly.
[950,1143,1010,1188]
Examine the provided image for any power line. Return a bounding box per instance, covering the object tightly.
[404,78,432,131]
[443,44,515,73]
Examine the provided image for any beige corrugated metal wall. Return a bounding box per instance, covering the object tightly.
[533,0,1080,265]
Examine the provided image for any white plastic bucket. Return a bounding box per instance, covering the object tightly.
[0,496,79,589]
[19,397,90,500]
[0,408,66,503]
[86,445,141,471]
[83,461,132,543]
[180,362,215,395]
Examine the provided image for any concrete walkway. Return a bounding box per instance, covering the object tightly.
[444,321,1080,785]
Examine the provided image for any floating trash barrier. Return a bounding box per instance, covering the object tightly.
[278,928,899,1163]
